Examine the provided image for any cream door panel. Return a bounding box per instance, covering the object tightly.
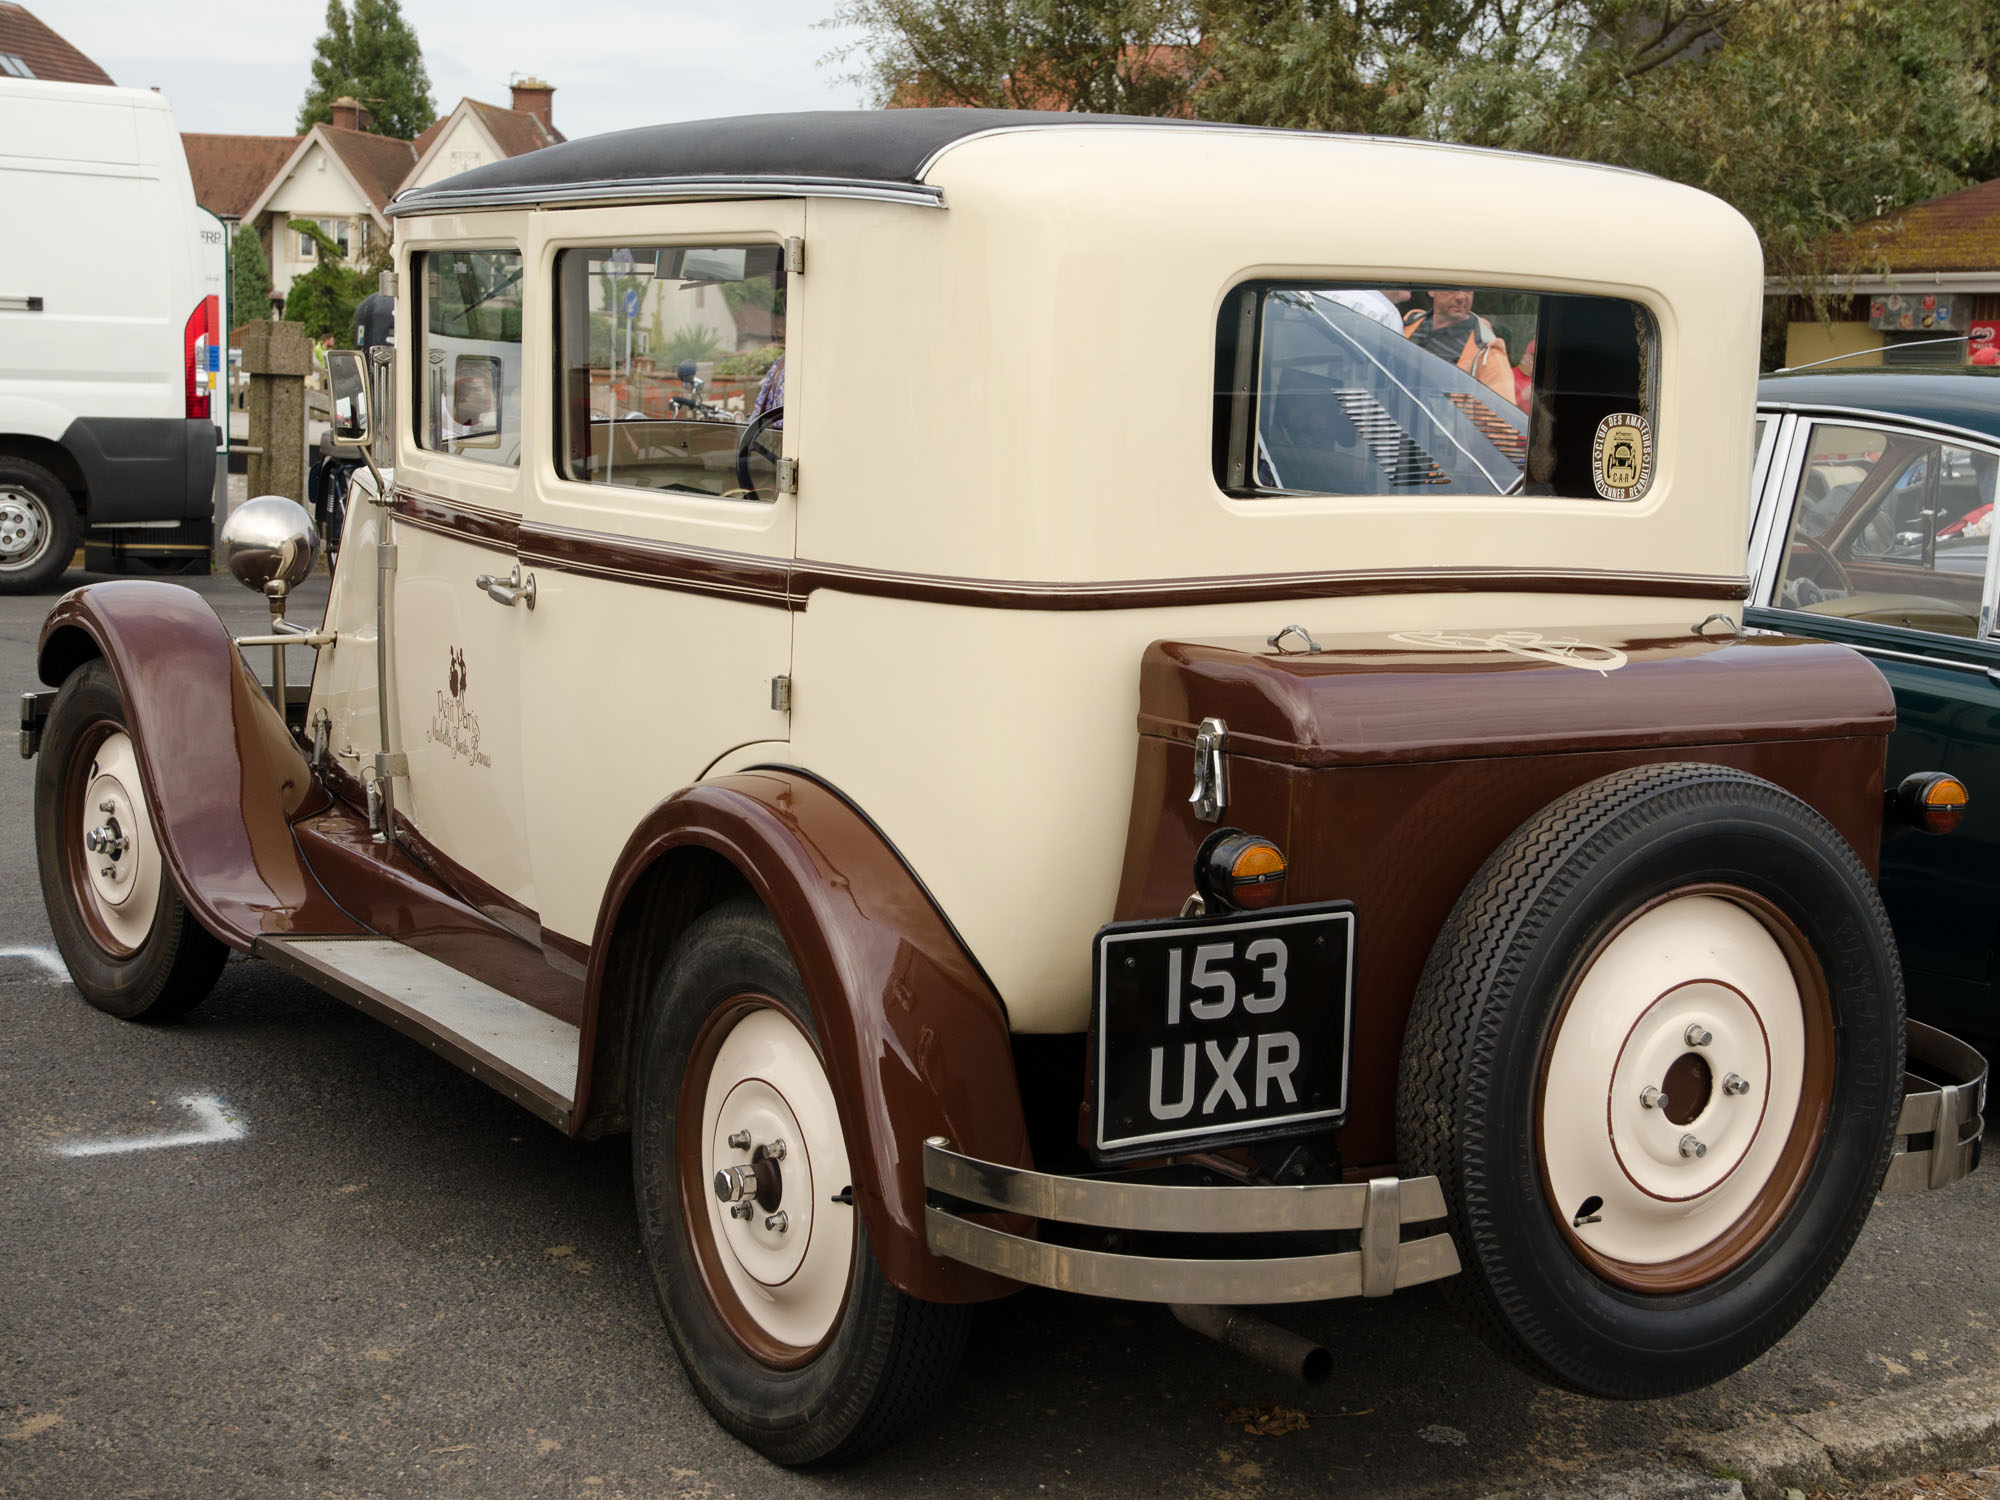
[392,519,536,911]
[516,201,803,945]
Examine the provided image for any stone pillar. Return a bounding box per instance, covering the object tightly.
[241,319,310,505]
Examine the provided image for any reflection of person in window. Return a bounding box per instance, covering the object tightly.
[1404,289,1515,403]
[443,365,495,442]
[750,354,784,429]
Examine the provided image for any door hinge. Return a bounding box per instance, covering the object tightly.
[770,675,792,713]
[784,236,804,275]
[379,270,398,297]
[776,457,798,496]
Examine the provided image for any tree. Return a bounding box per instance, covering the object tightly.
[229,225,270,326]
[297,0,436,140]
[833,0,2000,304]
[282,219,374,342]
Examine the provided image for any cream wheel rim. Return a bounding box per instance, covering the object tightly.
[77,730,161,953]
[697,1005,854,1350]
[1540,894,1812,1271]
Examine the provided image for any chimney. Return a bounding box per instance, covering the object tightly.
[329,95,370,132]
[510,76,555,134]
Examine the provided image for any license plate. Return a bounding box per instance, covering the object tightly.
[1091,904,1355,1159]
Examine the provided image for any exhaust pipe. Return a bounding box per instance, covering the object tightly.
[1171,1304,1332,1385]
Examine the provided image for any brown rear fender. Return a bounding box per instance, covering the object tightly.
[38,581,339,948]
[581,769,1032,1303]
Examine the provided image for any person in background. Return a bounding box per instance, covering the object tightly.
[1404,289,1515,404]
[750,353,785,426]
[1513,337,1537,412]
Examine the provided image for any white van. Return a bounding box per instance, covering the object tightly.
[0,78,221,592]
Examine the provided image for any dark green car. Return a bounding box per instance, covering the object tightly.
[1752,371,2000,1040]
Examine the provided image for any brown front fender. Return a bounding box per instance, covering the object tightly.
[582,770,1031,1303]
[37,581,349,947]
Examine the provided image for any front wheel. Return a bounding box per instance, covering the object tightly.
[1398,762,1903,1397]
[33,659,229,1020]
[632,899,970,1465]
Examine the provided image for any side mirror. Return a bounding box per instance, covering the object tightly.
[326,347,372,447]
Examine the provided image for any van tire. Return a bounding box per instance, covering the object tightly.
[632,899,971,1466]
[1397,762,1903,1398]
[0,456,79,594]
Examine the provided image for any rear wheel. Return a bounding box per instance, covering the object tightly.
[0,456,78,594]
[632,899,970,1465]
[1398,762,1903,1397]
[33,659,229,1020]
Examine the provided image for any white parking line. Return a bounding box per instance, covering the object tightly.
[55,1095,247,1157]
[0,946,68,982]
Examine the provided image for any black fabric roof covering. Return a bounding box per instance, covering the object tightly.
[391,108,1215,208]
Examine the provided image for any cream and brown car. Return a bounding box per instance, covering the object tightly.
[22,111,1987,1465]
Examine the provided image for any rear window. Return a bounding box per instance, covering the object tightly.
[1213,282,1660,502]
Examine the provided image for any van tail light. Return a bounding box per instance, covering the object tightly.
[185,294,219,420]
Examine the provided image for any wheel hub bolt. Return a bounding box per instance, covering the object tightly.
[765,1211,789,1233]
[1640,1085,1670,1111]
[1685,1024,1713,1047]
[729,1202,753,1221]
[714,1164,754,1203]
[756,1138,787,1163]
[1722,1073,1752,1096]
[1679,1134,1708,1159]
[726,1129,752,1150]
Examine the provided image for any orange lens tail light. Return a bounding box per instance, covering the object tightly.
[1196,830,1289,911]
[1895,772,1970,835]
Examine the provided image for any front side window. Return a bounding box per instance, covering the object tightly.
[1772,422,1998,637]
[555,244,787,502]
[1214,282,1659,501]
[415,248,523,468]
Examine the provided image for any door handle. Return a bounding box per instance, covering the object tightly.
[474,565,536,610]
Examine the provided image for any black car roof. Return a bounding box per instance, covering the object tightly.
[386,107,1649,218]
[388,109,1209,216]
[1758,369,2000,446]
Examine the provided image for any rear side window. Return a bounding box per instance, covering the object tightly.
[1213,282,1660,502]
[554,244,788,502]
[414,248,523,468]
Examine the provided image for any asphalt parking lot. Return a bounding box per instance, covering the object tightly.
[2,567,1997,1500]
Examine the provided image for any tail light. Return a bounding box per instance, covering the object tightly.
[184,294,218,420]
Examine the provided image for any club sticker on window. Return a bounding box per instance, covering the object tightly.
[1592,413,1653,500]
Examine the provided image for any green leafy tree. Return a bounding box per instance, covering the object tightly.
[297,0,436,140]
[282,219,374,342]
[833,0,2000,310]
[230,224,271,325]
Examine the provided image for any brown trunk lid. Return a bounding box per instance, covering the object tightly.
[1138,626,1892,767]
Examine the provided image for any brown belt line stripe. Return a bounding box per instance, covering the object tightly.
[390,488,1751,611]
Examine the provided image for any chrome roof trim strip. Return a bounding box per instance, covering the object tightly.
[388,174,947,217]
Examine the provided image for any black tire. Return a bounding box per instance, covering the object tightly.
[632,898,971,1465]
[0,455,79,593]
[1397,762,1904,1398]
[33,659,229,1021]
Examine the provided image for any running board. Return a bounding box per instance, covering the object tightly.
[256,935,579,1130]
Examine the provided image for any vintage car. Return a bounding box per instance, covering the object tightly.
[21,112,1988,1466]
[1749,369,2000,1041]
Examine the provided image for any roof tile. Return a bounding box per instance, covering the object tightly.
[181,132,300,219]
[1833,177,2000,274]
[0,2,112,85]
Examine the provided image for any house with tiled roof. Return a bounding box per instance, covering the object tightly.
[1776,178,2000,370]
[0,2,113,85]
[181,133,300,231]
[240,81,561,311]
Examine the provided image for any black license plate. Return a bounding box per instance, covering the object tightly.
[1091,903,1355,1159]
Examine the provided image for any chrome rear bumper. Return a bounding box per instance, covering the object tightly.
[922,1137,1461,1304]
[1882,1021,1987,1193]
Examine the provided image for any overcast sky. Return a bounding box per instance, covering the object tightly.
[30,0,871,140]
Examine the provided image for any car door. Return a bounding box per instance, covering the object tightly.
[389,236,538,916]
[511,203,804,951]
[1749,409,2000,1033]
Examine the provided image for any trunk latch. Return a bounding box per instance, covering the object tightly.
[1189,716,1228,823]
